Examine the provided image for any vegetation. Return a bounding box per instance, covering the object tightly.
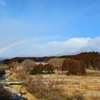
[0,52,100,100]
[47,58,65,67]
[21,59,35,72]
[14,59,35,79]
[0,84,12,100]
[30,63,54,75]
[0,69,5,78]
[26,76,70,100]
[61,52,100,70]
[15,69,27,79]
[2,51,100,71]
[62,59,86,75]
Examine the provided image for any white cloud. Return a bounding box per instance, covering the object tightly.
[77,37,100,53]
[1,37,100,58]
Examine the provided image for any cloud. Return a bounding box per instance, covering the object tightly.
[1,37,100,58]
[0,0,6,6]
[77,37,100,53]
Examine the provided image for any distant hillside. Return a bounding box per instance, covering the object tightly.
[0,51,100,70]
[1,56,56,64]
[60,51,100,70]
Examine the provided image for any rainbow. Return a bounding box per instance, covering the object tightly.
[0,38,37,53]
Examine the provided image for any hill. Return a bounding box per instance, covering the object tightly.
[0,51,100,70]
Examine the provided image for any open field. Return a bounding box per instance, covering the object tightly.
[30,74,100,100]
[2,69,100,100]
[7,69,100,100]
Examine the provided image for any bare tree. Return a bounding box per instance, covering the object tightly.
[21,59,35,72]
[47,58,65,67]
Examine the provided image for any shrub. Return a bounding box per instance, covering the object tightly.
[0,84,12,100]
[26,75,67,100]
[21,59,35,72]
[0,69,5,78]
[15,69,27,79]
[47,58,65,67]
[62,59,86,75]
[30,64,54,75]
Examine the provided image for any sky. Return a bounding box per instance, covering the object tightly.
[0,0,100,58]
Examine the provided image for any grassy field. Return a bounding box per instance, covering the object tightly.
[28,73,100,100]
[8,70,100,100]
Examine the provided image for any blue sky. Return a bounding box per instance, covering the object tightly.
[0,0,100,58]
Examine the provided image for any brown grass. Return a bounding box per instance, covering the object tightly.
[26,75,69,100]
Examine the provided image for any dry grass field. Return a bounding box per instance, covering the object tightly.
[30,74,100,100]
[8,70,100,100]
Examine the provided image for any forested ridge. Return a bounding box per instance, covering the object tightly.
[60,52,100,70]
[1,51,100,71]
